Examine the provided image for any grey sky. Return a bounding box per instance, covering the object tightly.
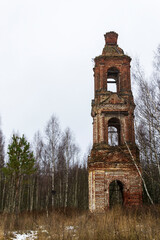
[0,0,160,155]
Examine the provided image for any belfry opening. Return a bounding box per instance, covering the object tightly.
[107,67,119,92]
[108,118,120,146]
[88,31,142,212]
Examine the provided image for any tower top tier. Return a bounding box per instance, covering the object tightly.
[102,31,124,56]
[104,31,118,45]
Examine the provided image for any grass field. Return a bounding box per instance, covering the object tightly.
[0,206,160,239]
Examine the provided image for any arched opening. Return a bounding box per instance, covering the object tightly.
[107,67,119,92]
[109,180,123,208]
[108,118,121,146]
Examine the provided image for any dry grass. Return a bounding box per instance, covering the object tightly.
[0,206,160,239]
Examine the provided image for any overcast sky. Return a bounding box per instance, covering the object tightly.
[0,0,160,155]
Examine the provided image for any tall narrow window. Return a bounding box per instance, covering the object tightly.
[108,118,121,146]
[107,67,119,92]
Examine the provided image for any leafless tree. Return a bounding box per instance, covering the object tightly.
[0,126,5,211]
[132,53,160,203]
[45,115,61,209]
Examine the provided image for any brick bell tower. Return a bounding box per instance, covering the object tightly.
[88,32,142,212]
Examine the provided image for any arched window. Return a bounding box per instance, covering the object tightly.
[108,118,120,146]
[107,67,119,92]
[109,180,123,208]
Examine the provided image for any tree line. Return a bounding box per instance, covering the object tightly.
[0,116,88,213]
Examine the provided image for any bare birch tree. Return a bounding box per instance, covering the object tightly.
[45,115,60,209]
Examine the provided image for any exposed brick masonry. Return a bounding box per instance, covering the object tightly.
[88,32,142,212]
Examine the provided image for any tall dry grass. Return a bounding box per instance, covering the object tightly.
[0,206,160,239]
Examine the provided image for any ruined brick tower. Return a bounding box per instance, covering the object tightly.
[88,32,142,212]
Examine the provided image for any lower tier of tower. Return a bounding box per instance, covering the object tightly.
[88,144,142,212]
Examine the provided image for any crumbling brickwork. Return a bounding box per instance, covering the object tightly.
[88,32,142,212]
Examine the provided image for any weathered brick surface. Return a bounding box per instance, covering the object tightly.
[88,32,142,212]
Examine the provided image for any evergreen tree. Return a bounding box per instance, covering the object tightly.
[3,134,36,213]
[3,134,35,176]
